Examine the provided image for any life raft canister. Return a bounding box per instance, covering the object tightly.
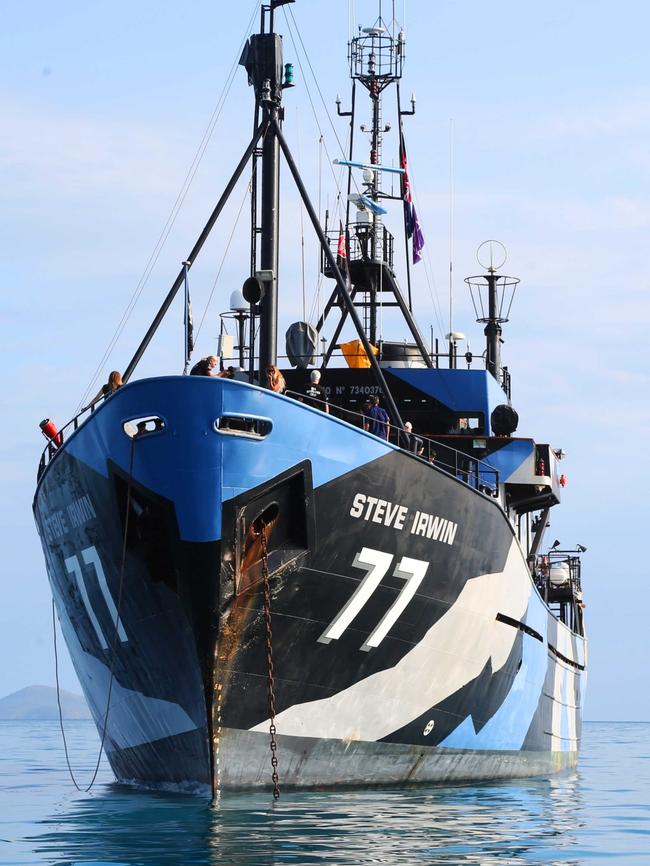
[40,418,62,448]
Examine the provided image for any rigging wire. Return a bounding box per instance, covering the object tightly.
[405,138,447,343]
[283,5,361,205]
[281,11,346,208]
[296,113,307,321]
[281,5,357,327]
[76,0,260,411]
[417,181,447,344]
[286,5,353,163]
[194,181,251,343]
[315,135,324,324]
[307,124,350,328]
[281,2,346,329]
[422,246,447,344]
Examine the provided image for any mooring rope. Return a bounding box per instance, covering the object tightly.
[53,434,136,792]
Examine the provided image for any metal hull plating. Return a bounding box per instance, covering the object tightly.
[33,377,586,790]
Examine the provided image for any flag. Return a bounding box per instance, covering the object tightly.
[336,222,351,288]
[400,131,424,263]
[183,262,194,373]
[412,205,425,264]
[400,132,414,238]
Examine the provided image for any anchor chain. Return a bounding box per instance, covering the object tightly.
[259,522,280,799]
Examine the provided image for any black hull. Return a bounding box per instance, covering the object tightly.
[33,378,585,790]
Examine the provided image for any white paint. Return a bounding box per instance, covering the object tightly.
[65,554,109,650]
[567,668,577,746]
[52,581,197,750]
[82,546,128,644]
[318,548,393,644]
[65,546,128,649]
[254,540,530,741]
[361,556,429,651]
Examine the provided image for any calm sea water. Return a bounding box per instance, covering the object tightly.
[0,721,648,865]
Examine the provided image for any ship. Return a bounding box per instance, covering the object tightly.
[33,0,586,796]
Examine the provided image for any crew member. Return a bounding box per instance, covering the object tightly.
[303,370,329,413]
[190,356,218,376]
[364,395,390,440]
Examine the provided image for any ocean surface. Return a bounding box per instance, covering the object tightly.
[0,721,648,865]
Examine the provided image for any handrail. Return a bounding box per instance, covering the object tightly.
[214,349,511,391]
[284,389,500,497]
[531,553,583,597]
[37,379,501,499]
[37,395,109,481]
[529,552,584,634]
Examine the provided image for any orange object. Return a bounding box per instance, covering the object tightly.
[40,418,62,448]
[340,339,379,369]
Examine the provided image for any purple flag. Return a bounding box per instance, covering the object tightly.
[412,204,425,264]
[400,133,414,239]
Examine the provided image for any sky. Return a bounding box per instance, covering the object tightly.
[1,0,648,721]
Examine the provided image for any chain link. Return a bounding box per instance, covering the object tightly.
[259,522,280,799]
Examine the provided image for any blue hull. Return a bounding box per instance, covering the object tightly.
[33,377,586,790]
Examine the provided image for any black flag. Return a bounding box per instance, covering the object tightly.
[183,261,194,374]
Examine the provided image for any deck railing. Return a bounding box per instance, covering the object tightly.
[284,390,500,497]
[38,381,501,499]
[37,398,105,481]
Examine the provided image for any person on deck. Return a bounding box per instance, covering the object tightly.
[398,420,424,455]
[88,370,122,407]
[190,356,218,376]
[266,365,286,393]
[398,421,414,450]
[302,370,329,413]
[364,395,390,440]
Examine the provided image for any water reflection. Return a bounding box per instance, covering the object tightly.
[29,772,585,866]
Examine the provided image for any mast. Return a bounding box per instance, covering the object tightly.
[465,240,520,387]
[351,21,400,344]
[123,0,406,421]
[319,11,432,368]
[242,2,291,371]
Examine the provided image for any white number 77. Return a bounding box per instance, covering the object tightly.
[65,545,128,650]
[318,547,428,651]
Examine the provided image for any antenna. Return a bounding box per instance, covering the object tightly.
[476,239,507,273]
[448,117,454,340]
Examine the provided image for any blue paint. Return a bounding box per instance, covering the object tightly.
[439,600,549,751]
[388,368,509,434]
[523,592,549,643]
[482,439,535,484]
[59,377,393,542]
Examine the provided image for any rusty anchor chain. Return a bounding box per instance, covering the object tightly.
[256,519,280,799]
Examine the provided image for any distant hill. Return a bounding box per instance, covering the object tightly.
[0,685,91,720]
